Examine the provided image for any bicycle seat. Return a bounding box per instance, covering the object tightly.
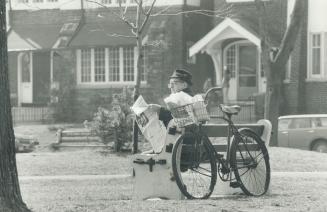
[220,104,241,115]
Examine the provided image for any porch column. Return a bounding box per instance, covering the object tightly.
[206,48,223,86]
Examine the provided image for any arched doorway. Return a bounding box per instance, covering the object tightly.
[223,41,259,101]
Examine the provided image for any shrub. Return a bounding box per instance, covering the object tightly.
[86,88,134,152]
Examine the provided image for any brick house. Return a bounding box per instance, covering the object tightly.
[7,0,324,123]
[6,0,214,121]
[191,0,327,116]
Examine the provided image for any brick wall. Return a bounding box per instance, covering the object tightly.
[305,82,327,113]
[284,0,309,115]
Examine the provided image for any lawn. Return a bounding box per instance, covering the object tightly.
[14,123,327,212]
[16,146,327,177]
[19,171,327,212]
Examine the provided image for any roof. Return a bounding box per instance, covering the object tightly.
[7,30,39,51]
[189,18,261,57]
[69,22,136,47]
[279,114,327,119]
[8,24,62,51]
[8,10,82,51]
[8,8,166,51]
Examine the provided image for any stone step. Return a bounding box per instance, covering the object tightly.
[53,141,111,151]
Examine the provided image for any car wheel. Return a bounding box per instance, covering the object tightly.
[312,140,327,153]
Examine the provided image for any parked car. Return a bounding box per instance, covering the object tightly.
[278,114,327,153]
[15,133,39,153]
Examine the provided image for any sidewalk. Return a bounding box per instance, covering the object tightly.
[18,171,327,181]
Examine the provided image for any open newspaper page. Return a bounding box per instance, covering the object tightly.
[131,96,166,153]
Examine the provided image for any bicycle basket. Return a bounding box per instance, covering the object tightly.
[170,101,210,128]
[193,101,210,122]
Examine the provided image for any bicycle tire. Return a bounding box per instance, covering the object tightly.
[230,129,270,196]
[172,132,217,199]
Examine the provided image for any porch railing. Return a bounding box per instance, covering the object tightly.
[11,107,54,124]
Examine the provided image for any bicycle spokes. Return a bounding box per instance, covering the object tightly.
[172,133,217,199]
[231,130,270,196]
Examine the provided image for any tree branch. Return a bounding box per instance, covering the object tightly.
[105,33,137,38]
[274,0,305,66]
[139,0,157,34]
[254,0,272,49]
[134,0,147,15]
[151,5,233,18]
[90,28,136,38]
[86,0,137,34]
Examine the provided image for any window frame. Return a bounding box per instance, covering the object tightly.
[76,46,147,86]
[308,32,324,79]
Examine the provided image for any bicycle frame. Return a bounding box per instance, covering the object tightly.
[202,87,252,180]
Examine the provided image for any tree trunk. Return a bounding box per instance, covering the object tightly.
[257,0,305,146]
[0,2,31,212]
[132,3,143,153]
[265,62,283,146]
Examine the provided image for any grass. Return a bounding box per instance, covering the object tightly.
[16,146,327,177]
[14,123,327,211]
[19,175,327,212]
[17,150,132,176]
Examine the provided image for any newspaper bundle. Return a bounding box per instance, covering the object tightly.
[131,96,166,153]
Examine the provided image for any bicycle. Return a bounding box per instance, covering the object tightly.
[169,87,270,199]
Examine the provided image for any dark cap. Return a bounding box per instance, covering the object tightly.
[169,69,193,85]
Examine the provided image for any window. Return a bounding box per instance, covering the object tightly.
[94,48,105,82]
[308,33,324,79]
[33,0,43,2]
[60,23,78,34]
[311,34,321,76]
[320,118,327,127]
[109,47,120,82]
[81,49,91,82]
[225,45,236,78]
[278,119,291,131]
[289,118,311,129]
[123,47,134,81]
[78,47,146,85]
[285,58,291,81]
[18,0,29,3]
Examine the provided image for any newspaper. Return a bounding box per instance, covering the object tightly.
[131,96,167,153]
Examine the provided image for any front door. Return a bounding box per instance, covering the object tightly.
[20,52,33,104]
[237,45,258,100]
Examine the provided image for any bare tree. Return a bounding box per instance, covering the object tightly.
[0,2,31,212]
[255,0,306,146]
[85,0,232,152]
[85,0,157,153]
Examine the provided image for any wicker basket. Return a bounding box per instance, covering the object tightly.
[170,101,210,128]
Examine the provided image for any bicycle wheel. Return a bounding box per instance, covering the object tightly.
[230,129,270,196]
[172,132,217,199]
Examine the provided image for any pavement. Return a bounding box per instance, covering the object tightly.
[18,171,327,181]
